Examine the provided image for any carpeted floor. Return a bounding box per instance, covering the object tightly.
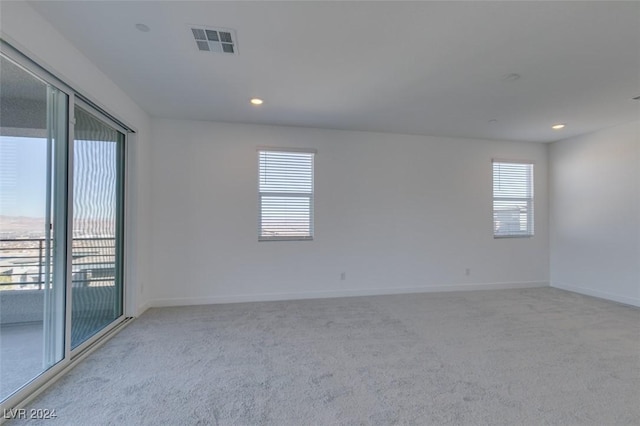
[12,287,640,425]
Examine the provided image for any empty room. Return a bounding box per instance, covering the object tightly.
[0,1,638,424]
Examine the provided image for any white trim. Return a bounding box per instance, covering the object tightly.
[257,146,317,154]
[258,236,314,242]
[124,133,138,317]
[137,301,151,316]
[551,281,640,308]
[147,281,549,307]
[493,160,535,237]
[492,158,536,165]
[64,93,75,365]
[258,149,315,241]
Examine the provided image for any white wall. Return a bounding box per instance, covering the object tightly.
[1,1,152,314]
[148,119,549,306]
[550,120,640,306]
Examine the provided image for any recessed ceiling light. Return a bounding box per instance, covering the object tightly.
[250,98,264,106]
[501,73,521,82]
[135,23,150,32]
[551,123,566,130]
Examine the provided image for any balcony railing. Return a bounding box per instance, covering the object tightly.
[0,237,116,290]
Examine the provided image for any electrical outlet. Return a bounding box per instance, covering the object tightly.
[340,272,346,281]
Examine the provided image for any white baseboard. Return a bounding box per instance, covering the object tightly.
[136,301,151,316]
[551,282,640,308]
[148,281,549,308]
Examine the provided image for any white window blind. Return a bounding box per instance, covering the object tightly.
[493,160,534,237]
[258,148,315,241]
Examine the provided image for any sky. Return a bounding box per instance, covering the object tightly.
[0,136,47,218]
[0,136,118,222]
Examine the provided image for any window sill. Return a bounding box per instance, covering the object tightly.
[259,237,314,242]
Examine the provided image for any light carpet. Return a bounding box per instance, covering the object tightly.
[11,287,640,425]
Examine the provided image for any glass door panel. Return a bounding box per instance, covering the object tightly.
[0,55,67,400]
[71,105,124,349]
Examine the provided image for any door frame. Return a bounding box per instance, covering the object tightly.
[68,98,128,357]
[0,38,136,411]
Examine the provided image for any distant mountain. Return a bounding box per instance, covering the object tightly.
[0,215,47,238]
[0,215,116,239]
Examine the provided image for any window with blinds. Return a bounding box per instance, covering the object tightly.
[493,160,534,237]
[258,148,315,241]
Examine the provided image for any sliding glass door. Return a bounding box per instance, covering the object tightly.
[71,104,125,349]
[0,55,68,401]
[0,47,128,404]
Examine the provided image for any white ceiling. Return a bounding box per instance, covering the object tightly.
[29,1,640,143]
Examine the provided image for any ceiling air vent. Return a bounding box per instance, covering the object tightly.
[190,26,237,54]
